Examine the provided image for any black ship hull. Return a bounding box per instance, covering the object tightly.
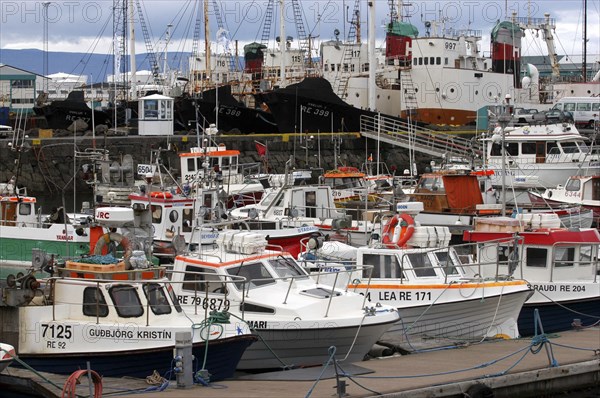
[256,77,420,134]
[175,85,278,134]
[33,91,112,130]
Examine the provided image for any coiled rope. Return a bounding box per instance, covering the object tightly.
[62,369,102,398]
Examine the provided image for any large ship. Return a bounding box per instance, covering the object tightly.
[260,3,597,132]
[33,91,112,130]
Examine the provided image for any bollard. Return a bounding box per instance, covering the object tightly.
[174,331,193,388]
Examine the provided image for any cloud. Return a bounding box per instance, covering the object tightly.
[0,0,597,58]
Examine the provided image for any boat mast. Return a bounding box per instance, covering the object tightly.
[128,0,137,100]
[204,0,210,81]
[279,0,286,86]
[368,0,376,111]
[583,0,587,82]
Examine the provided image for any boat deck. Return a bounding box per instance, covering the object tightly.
[1,327,599,397]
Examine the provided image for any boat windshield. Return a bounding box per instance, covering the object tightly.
[261,190,283,207]
[227,262,276,290]
[561,143,581,154]
[565,178,581,191]
[418,177,444,192]
[143,283,172,315]
[433,250,460,275]
[578,142,591,153]
[268,256,308,279]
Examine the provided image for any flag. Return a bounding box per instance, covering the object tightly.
[255,141,267,158]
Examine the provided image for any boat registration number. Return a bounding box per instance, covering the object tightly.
[367,291,432,301]
[178,295,230,311]
[532,284,586,292]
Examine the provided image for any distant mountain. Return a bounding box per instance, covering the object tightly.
[0,48,191,83]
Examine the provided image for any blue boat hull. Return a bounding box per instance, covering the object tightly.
[16,335,256,381]
[518,298,600,336]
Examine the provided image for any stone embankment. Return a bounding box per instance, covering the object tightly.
[0,131,420,199]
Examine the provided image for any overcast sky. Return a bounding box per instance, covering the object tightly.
[1,0,598,59]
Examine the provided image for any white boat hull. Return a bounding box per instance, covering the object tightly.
[318,276,532,344]
[0,343,15,372]
[238,314,398,369]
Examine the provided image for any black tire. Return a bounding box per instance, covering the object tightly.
[464,383,494,398]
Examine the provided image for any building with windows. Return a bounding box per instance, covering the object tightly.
[0,64,49,113]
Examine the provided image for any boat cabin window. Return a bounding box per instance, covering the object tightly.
[268,257,308,279]
[182,209,193,232]
[327,177,364,189]
[579,246,596,268]
[19,203,32,216]
[418,177,443,191]
[434,251,459,275]
[490,142,502,156]
[565,179,581,191]
[525,248,547,267]
[361,253,405,279]
[187,158,196,172]
[109,285,144,318]
[553,247,575,267]
[221,156,230,168]
[547,142,558,155]
[561,143,580,154]
[143,283,172,315]
[490,142,517,157]
[578,143,591,154]
[521,142,536,155]
[182,266,225,294]
[227,262,275,290]
[406,253,437,277]
[261,191,284,208]
[82,287,109,317]
[151,205,162,223]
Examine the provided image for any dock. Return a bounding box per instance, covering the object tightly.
[1,327,599,397]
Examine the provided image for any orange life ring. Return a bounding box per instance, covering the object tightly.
[150,191,173,199]
[93,232,133,267]
[382,213,415,248]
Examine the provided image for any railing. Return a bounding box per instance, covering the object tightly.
[360,114,483,160]
[169,257,372,319]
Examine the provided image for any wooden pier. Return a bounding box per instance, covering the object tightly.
[1,327,599,398]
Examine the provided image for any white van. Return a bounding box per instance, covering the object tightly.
[551,97,600,128]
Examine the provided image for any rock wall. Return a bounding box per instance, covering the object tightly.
[0,133,420,199]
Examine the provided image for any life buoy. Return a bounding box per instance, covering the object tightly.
[93,232,133,267]
[150,191,173,199]
[381,213,415,248]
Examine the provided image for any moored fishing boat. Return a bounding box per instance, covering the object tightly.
[229,183,377,248]
[463,216,600,336]
[482,122,599,204]
[0,262,256,379]
[0,180,90,269]
[407,170,594,238]
[178,142,264,209]
[298,204,533,349]
[528,175,600,226]
[168,230,399,369]
[0,206,255,380]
